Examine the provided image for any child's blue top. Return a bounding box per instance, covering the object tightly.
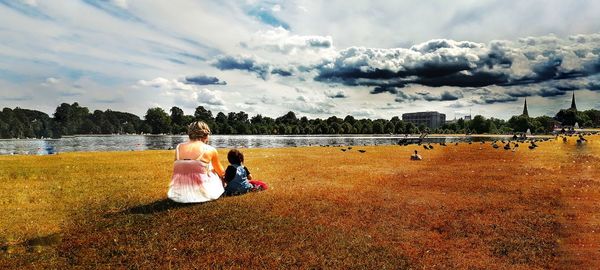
[224,163,253,195]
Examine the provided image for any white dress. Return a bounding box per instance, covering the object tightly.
[167,144,224,203]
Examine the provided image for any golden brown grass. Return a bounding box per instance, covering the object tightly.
[1,136,599,269]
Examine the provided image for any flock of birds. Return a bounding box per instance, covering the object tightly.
[330,132,595,161]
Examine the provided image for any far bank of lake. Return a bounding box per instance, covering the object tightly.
[0,134,558,155]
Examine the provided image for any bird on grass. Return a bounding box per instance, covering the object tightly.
[341,148,347,152]
[428,144,434,150]
[423,145,429,150]
[358,149,366,153]
[492,143,499,149]
[531,140,538,148]
[410,150,422,160]
[455,142,459,146]
[528,141,538,150]
[503,143,511,150]
[348,147,353,150]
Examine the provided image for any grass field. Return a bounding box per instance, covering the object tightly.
[1,136,599,269]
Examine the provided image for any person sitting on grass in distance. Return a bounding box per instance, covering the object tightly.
[223,149,268,196]
[410,150,422,160]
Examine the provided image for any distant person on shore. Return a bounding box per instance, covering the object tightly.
[167,121,225,203]
[223,149,268,196]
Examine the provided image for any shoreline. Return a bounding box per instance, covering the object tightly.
[2,132,596,156]
[3,131,599,141]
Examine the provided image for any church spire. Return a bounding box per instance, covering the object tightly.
[522,98,529,117]
[570,91,577,111]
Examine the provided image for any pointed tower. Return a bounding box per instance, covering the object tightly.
[522,98,529,117]
[570,91,577,111]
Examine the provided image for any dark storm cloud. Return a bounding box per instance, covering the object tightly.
[271,68,293,76]
[472,92,518,104]
[394,91,419,103]
[394,90,463,103]
[212,55,294,80]
[588,81,600,91]
[538,88,568,97]
[311,34,600,100]
[370,86,399,94]
[212,55,270,79]
[183,75,226,85]
[438,91,463,101]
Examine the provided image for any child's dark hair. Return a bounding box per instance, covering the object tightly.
[227,149,244,164]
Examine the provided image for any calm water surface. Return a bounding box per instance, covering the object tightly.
[0,134,531,155]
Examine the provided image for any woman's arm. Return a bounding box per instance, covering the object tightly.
[210,149,225,178]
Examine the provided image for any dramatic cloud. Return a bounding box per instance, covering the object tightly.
[370,86,399,95]
[394,89,463,103]
[313,34,600,91]
[212,55,294,80]
[589,81,600,90]
[471,88,519,104]
[183,75,226,85]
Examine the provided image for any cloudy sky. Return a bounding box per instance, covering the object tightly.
[1,0,600,120]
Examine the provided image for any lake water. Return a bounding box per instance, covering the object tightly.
[0,134,531,155]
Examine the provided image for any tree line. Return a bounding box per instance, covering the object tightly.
[1,102,599,139]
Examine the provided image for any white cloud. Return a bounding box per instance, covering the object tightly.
[138,77,225,106]
[46,77,60,84]
[324,89,347,98]
[244,27,334,55]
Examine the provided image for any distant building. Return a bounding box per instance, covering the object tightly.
[464,115,472,121]
[402,111,446,129]
[522,98,529,117]
[570,91,577,111]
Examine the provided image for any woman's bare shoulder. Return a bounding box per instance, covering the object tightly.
[203,144,217,153]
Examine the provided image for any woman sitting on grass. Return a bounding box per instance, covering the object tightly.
[167,121,225,203]
[224,149,268,196]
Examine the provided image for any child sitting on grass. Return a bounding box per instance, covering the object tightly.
[223,149,268,196]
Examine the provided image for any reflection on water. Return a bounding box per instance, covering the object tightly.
[0,134,532,155]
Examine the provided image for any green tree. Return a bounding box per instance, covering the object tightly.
[583,109,600,127]
[469,115,488,134]
[404,122,416,134]
[384,121,395,134]
[145,107,171,134]
[373,121,384,134]
[555,109,577,126]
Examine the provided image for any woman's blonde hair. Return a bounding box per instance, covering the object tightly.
[187,121,211,140]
